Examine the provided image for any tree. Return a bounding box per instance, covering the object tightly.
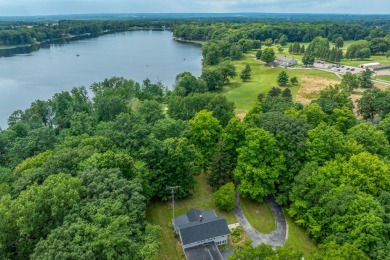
[190,110,222,170]
[311,242,370,260]
[230,243,303,260]
[290,76,298,85]
[346,123,390,157]
[141,137,200,200]
[137,99,165,124]
[302,54,315,66]
[201,69,225,91]
[258,112,310,204]
[202,41,221,65]
[306,123,344,165]
[218,61,237,84]
[240,64,251,82]
[359,68,374,88]
[331,106,357,133]
[356,48,371,60]
[304,103,328,127]
[208,140,235,190]
[357,88,382,120]
[281,88,292,100]
[341,72,359,92]
[167,93,234,127]
[264,38,273,47]
[230,43,243,60]
[378,113,390,142]
[256,49,262,60]
[1,174,82,258]
[277,46,284,53]
[31,168,161,260]
[261,47,276,64]
[214,182,235,211]
[235,128,285,201]
[314,85,353,115]
[279,34,288,46]
[174,72,207,96]
[277,71,289,86]
[335,36,344,48]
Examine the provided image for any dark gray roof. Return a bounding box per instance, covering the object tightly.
[276,56,297,63]
[174,208,216,228]
[187,208,202,222]
[179,217,230,245]
[184,242,223,260]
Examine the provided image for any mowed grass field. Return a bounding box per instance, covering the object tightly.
[220,54,340,113]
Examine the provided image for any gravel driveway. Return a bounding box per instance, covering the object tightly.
[234,194,287,249]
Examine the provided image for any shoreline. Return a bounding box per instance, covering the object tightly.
[173,37,204,46]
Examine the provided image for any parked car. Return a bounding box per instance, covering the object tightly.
[341,65,345,68]
[346,67,350,70]
[351,68,355,71]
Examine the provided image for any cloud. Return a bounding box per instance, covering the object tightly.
[0,0,388,15]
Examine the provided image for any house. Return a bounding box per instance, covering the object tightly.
[174,208,230,260]
[275,56,297,67]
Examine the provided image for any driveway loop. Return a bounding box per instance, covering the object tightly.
[234,194,287,249]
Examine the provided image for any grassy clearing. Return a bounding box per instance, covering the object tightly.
[146,174,237,260]
[297,75,340,105]
[240,197,276,234]
[221,54,340,112]
[284,211,318,257]
[377,75,390,82]
[340,55,390,67]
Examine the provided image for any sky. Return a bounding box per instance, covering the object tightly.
[0,0,388,16]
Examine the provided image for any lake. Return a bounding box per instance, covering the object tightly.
[0,30,202,128]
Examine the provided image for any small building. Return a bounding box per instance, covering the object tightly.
[173,208,230,260]
[360,62,380,69]
[275,56,297,67]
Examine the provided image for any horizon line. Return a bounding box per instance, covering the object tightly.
[1,12,390,18]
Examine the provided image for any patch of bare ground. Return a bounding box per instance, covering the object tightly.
[350,93,363,118]
[296,76,340,105]
[375,82,390,91]
[236,113,246,120]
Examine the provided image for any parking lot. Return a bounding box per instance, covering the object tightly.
[313,61,365,75]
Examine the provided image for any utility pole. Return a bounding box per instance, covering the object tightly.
[166,186,180,221]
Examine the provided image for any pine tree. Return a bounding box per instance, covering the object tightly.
[282,88,292,101]
[277,71,289,86]
[240,64,251,82]
[208,140,234,190]
[288,44,293,54]
[300,45,305,54]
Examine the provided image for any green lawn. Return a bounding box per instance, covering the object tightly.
[221,55,340,113]
[376,75,390,82]
[146,174,237,260]
[284,211,318,257]
[240,197,276,234]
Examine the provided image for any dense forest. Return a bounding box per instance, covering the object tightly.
[1,15,390,259]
